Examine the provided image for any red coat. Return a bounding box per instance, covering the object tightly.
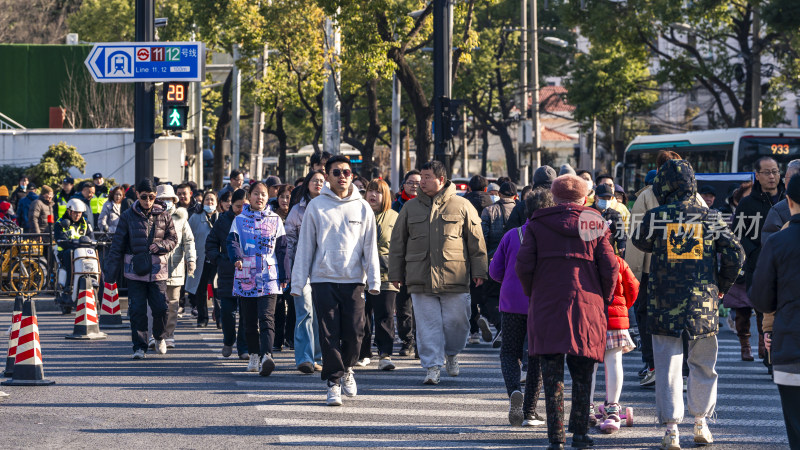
[609,256,639,330]
[516,204,619,363]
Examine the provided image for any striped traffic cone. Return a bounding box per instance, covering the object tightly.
[99,282,126,329]
[3,296,23,377]
[65,277,107,340]
[1,297,55,386]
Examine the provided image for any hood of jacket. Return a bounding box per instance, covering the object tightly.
[25,191,38,200]
[532,203,600,239]
[417,181,457,208]
[653,159,697,205]
[319,182,364,203]
[170,205,188,222]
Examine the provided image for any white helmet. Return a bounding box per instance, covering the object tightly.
[66,198,87,213]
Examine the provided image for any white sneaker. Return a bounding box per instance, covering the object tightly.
[132,349,146,359]
[327,383,342,406]
[356,357,371,367]
[477,317,493,342]
[155,339,167,354]
[378,357,395,371]
[341,368,357,397]
[247,353,260,372]
[508,390,524,426]
[165,339,176,349]
[522,412,546,427]
[445,355,460,376]
[468,332,481,344]
[423,366,440,385]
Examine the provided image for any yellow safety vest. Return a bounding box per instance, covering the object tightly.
[56,192,70,219]
[57,220,88,251]
[90,195,107,216]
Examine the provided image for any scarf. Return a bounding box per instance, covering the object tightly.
[401,190,416,202]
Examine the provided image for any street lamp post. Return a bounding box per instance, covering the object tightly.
[530,0,540,170]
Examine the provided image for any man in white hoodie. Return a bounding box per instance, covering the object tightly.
[291,155,381,406]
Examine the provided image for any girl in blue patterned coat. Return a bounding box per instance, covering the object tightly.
[227,181,287,376]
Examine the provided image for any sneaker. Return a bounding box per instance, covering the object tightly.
[508,390,524,426]
[661,429,681,450]
[399,344,415,357]
[423,366,440,385]
[148,338,156,350]
[356,357,371,367]
[222,345,233,358]
[378,356,395,371]
[155,339,167,355]
[492,331,502,348]
[341,368,357,397]
[297,362,314,374]
[638,364,649,378]
[477,317,493,342]
[327,383,342,406]
[520,370,527,384]
[640,369,656,388]
[177,306,185,315]
[599,403,621,434]
[239,352,250,360]
[132,349,146,359]
[694,420,713,445]
[683,376,688,392]
[314,362,323,372]
[571,434,594,448]
[260,354,275,376]
[522,412,546,427]
[468,332,480,344]
[246,354,260,372]
[191,307,198,317]
[165,339,175,349]
[445,355,460,377]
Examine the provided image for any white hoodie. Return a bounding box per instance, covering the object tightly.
[290,182,380,295]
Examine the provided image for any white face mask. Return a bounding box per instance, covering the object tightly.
[596,199,609,210]
[490,195,500,203]
[163,200,173,210]
[586,180,594,192]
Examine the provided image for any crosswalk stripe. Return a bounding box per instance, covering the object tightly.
[255,403,509,418]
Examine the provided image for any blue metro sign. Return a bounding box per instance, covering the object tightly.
[84,42,205,83]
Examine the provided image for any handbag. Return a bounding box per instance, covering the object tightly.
[131,217,156,276]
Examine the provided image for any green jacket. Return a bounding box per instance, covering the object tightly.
[375,209,399,292]
[389,181,488,294]
[632,159,745,340]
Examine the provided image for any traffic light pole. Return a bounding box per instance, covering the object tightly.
[432,0,452,174]
[134,0,155,182]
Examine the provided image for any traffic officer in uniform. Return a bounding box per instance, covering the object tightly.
[91,173,109,226]
[56,177,75,220]
[54,198,95,307]
[71,181,97,229]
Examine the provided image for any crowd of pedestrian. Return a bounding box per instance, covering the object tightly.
[11,147,800,448]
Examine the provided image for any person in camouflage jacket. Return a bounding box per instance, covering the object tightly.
[632,159,745,449]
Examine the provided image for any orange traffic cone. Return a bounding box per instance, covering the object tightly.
[65,277,107,340]
[3,296,23,377]
[99,282,126,329]
[1,297,55,386]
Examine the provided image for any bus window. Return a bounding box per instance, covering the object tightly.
[624,146,732,195]
[738,136,800,173]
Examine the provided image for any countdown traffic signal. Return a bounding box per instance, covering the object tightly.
[162,81,189,131]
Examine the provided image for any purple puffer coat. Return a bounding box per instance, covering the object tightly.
[722,281,752,309]
[489,225,528,315]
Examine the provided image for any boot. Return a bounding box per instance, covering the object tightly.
[758,334,766,360]
[740,337,754,361]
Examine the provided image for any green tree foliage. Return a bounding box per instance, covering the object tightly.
[69,0,135,41]
[27,142,87,188]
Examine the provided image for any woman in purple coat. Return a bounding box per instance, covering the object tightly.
[516,174,619,450]
[490,188,553,428]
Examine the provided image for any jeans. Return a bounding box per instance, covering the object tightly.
[147,285,180,341]
[540,353,595,444]
[219,296,248,356]
[395,285,415,346]
[311,282,365,384]
[652,334,718,424]
[411,292,471,369]
[240,294,278,357]
[128,280,168,352]
[293,283,322,367]
[360,290,397,358]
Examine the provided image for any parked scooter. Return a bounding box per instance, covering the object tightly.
[54,235,101,314]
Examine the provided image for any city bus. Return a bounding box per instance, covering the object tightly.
[285,144,363,183]
[621,128,800,195]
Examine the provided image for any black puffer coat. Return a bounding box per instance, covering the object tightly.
[206,208,236,298]
[734,179,785,287]
[104,200,177,284]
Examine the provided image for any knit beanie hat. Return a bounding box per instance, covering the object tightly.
[559,164,577,176]
[532,166,557,188]
[551,174,589,204]
[0,185,8,197]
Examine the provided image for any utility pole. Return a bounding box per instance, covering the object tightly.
[432,0,453,174]
[251,44,268,180]
[231,44,241,170]
[391,74,401,193]
[530,0,541,169]
[751,4,762,128]
[323,17,341,155]
[520,0,528,184]
[134,0,155,182]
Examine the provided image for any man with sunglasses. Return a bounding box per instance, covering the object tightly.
[291,155,380,406]
[105,178,178,360]
[734,156,786,372]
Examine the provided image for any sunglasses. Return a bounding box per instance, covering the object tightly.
[331,169,352,178]
[139,194,156,201]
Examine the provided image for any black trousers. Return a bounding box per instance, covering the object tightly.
[311,282,365,384]
[635,273,654,369]
[274,293,295,348]
[360,290,397,358]
[481,278,502,331]
[469,280,483,334]
[395,284,415,346]
[500,312,542,416]
[240,294,278,357]
[128,280,168,352]
[734,307,764,339]
[194,262,217,324]
[778,384,800,449]
[540,353,595,444]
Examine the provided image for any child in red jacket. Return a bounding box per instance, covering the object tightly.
[590,255,639,433]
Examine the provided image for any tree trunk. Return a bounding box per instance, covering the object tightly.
[389,49,432,167]
[481,127,489,176]
[496,125,519,182]
[362,78,381,178]
[276,104,288,182]
[213,71,233,191]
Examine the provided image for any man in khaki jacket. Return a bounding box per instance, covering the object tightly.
[389,161,488,385]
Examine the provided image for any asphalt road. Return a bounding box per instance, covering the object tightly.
[0,301,789,449]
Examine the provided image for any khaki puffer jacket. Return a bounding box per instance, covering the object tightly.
[389,181,488,294]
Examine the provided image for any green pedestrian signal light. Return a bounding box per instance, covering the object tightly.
[163,105,189,131]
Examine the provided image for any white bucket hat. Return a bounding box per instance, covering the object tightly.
[155,184,179,202]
